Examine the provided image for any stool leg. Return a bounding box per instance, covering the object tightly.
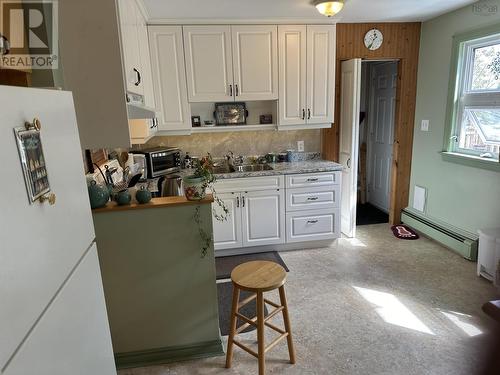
[257,291,266,375]
[225,285,240,368]
[279,286,296,364]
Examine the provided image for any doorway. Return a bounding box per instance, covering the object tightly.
[339,59,397,237]
[358,61,397,225]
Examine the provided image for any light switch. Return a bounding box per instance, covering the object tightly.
[297,140,304,152]
[421,120,429,132]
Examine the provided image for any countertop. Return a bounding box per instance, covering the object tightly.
[181,159,343,180]
[92,195,214,213]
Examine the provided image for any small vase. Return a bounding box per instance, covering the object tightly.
[88,180,110,209]
[116,189,132,205]
[183,175,207,201]
[135,186,152,204]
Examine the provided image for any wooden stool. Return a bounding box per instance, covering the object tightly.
[225,261,296,375]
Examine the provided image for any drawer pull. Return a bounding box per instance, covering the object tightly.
[307,197,319,201]
[307,220,318,224]
[306,178,319,182]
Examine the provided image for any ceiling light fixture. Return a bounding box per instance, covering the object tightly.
[314,0,344,17]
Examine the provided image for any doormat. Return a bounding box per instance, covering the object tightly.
[217,281,269,336]
[216,251,289,280]
[391,224,419,240]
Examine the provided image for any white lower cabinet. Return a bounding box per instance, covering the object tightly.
[241,189,285,247]
[213,193,243,250]
[212,172,340,252]
[286,208,340,243]
[213,176,285,251]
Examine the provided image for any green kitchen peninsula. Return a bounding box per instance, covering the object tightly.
[92,196,223,369]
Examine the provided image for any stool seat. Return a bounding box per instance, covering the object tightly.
[231,260,287,292]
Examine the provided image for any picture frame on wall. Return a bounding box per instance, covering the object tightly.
[14,124,51,203]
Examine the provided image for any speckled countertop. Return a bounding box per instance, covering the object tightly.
[180,159,343,180]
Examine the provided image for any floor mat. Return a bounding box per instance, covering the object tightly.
[217,281,268,336]
[216,251,289,280]
[357,203,389,225]
[391,224,419,240]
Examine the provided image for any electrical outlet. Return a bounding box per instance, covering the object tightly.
[297,140,304,152]
[421,120,429,132]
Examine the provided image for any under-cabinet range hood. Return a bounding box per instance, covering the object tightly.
[126,91,156,120]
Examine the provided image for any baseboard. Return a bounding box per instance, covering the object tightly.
[401,208,478,261]
[215,239,338,257]
[115,338,225,369]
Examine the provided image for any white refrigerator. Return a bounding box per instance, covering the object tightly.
[0,86,116,375]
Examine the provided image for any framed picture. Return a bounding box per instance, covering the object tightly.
[214,102,248,125]
[14,125,51,203]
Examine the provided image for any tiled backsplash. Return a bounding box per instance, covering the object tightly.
[144,129,322,157]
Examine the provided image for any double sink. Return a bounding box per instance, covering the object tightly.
[212,163,274,174]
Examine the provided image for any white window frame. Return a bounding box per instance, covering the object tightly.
[449,32,500,160]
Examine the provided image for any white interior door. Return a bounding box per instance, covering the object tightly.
[241,190,285,247]
[278,25,307,126]
[213,193,243,250]
[339,59,362,237]
[183,25,234,102]
[367,62,397,213]
[231,25,278,101]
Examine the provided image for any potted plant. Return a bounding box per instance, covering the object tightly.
[183,154,229,257]
[183,154,215,201]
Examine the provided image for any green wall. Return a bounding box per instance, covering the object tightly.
[409,1,500,234]
[92,202,223,368]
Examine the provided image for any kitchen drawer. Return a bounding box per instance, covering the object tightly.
[286,209,340,243]
[214,175,284,193]
[286,185,340,212]
[285,172,340,188]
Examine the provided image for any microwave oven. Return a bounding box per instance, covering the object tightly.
[131,147,181,179]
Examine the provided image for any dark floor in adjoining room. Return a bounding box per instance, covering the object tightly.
[357,203,389,225]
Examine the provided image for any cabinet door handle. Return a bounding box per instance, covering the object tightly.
[302,109,305,120]
[307,197,319,201]
[307,219,318,224]
[236,196,240,207]
[306,178,319,182]
[133,68,141,86]
[307,108,311,119]
[242,196,245,207]
[235,84,239,96]
[229,84,233,96]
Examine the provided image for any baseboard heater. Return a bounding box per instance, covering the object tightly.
[401,208,478,261]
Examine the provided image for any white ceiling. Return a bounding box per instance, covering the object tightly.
[142,0,477,23]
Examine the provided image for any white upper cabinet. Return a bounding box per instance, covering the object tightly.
[136,10,155,109]
[278,25,307,126]
[231,25,278,101]
[117,0,156,108]
[306,25,335,125]
[118,0,143,95]
[183,25,234,102]
[278,24,335,128]
[149,26,190,132]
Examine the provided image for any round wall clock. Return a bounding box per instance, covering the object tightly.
[364,29,383,51]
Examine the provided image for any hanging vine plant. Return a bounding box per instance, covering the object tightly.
[184,154,229,257]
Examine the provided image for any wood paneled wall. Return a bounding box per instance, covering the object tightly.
[322,23,421,224]
[0,69,30,86]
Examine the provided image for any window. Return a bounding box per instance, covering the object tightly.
[447,29,500,164]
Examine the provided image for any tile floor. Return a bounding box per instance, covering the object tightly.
[119,224,499,375]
